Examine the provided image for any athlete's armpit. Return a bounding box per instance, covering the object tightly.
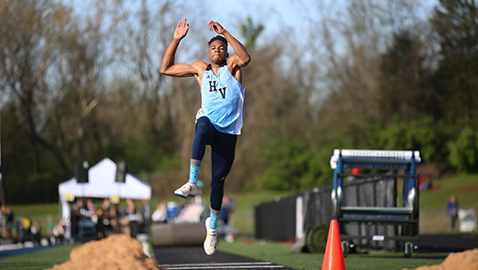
[160,63,198,77]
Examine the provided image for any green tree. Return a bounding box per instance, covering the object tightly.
[378,30,436,122]
[431,0,478,120]
[449,125,478,173]
[376,116,452,164]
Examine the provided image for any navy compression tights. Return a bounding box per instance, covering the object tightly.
[192,117,237,211]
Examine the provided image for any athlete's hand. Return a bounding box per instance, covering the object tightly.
[174,18,189,40]
[209,21,224,34]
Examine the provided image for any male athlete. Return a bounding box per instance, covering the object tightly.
[160,18,251,255]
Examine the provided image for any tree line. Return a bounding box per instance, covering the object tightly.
[0,0,477,204]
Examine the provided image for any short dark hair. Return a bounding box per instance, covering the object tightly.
[208,35,228,48]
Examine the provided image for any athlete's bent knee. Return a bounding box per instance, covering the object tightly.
[195,117,212,135]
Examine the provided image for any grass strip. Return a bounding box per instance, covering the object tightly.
[217,238,449,270]
[0,244,75,270]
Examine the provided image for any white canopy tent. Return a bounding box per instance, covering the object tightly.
[58,158,151,220]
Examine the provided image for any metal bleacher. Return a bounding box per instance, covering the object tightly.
[330,149,420,257]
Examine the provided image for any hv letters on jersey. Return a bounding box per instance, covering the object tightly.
[208,80,227,99]
[200,65,246,135]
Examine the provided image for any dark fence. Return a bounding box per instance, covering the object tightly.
[255,176,398,251]
[254,187,332,242]
[254,194,297,241]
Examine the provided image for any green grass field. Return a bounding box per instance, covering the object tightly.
[0,245,75,270]
[217,239,449,270]
[0,174,477,269]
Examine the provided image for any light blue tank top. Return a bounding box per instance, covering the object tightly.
[198,64,245,135]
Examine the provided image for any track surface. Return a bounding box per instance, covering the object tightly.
[153,234,478,270]
[154,246,296,270]
[415,234,478,253]
[0,243,58,259]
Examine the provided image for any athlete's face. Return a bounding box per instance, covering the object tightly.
[207,40,228,64]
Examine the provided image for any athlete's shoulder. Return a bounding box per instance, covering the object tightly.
[191,61,208,72]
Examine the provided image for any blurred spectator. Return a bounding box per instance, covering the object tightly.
[447,195,459,231]
[78,198,96,242]
[5,206,14,227]
[125,198,136,216]
[124,198,138,238]
[152,200,168,223]
[51,219,66,244]
[70,198,84,241]
[219,196,235,225]
[139,199,151,234]
[97,198,112,238]
[109,202,123,234]
[86,198,97,224]
[4,206,14,237]
[419,176,436,192]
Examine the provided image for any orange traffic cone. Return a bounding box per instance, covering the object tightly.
[322,219,346,270]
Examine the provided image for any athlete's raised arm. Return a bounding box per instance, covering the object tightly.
[160,18,205,78]
[209,21,251,69]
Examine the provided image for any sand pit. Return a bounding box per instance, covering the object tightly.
[404,248,478,270]
[47,234,161,270]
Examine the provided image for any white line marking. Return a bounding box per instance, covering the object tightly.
[158,261,285,269]
[161,265,284,270]
[158,262,273,267]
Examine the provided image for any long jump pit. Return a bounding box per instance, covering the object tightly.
[404,248,478,270]
[47,234,162,270]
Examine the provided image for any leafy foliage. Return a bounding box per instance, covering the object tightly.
[376,116,452,164]
[431,0,478,120]
[449,125,478,173]
[258,127,353,192]
[258,136,310,191]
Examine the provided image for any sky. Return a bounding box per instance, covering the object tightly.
[63,0,439,53]
[188,0,319,47]
[64,0,323,47]
[61,0,321,67]
[59,0,440,79]
[185,0,438,48]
